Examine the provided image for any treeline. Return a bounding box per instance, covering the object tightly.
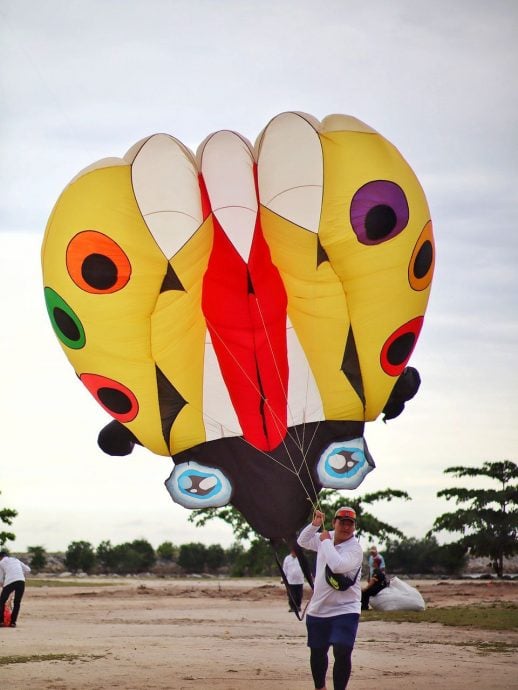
[25,538,282,577]
[23,535,468,577]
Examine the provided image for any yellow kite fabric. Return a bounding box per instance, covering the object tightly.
[41,112,434,541]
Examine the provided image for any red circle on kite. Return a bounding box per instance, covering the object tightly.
[380,317,424,376]
[80,373,139,423]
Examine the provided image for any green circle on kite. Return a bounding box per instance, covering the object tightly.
[44,287,86,349]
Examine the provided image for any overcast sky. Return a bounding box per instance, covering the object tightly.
[1,0,517,553]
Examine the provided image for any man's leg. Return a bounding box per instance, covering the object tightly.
[361,588,370,610]
[332,644,353,690]
[0,583,14,625]
[310,646,329,690]
[10,581,25,625]
[294,584,303,610]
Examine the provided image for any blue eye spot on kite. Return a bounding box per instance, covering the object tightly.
[66,230,131,294]
[165,461,232,509]
[317,439,374,490]
[44,287,85,349]
[350,180,409,244]
[409,221,435,290]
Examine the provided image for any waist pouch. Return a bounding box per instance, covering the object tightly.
[325,564,361,591]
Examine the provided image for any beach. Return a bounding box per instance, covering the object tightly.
[1,578,517,690]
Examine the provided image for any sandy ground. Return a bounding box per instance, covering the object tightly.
[1,578,517,690]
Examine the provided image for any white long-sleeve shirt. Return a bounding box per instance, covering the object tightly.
[297,523,363,617]
[0,557,31,587]
[282,554,305,585]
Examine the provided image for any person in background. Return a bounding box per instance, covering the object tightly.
[0,550,31,628]
[282,548,305,612]
[361,555,388,610]
[368,545,385,578]
[298,507,363,690]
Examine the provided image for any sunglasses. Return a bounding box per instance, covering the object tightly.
[335,517,355,525]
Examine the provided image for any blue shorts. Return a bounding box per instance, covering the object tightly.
[306,613,360,649]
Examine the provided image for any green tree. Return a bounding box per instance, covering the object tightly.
[97,539,156,574]
[129,539,156,569]
[189,505,256,541]
[428,460,518,577]
[315,488,411,542]
[96,540,117,573]
[188,488,411,545]
[27,545,47,572]
[384,536,467,575]
[233,537,278,577]
[65,541,96,574]
[178,542,207,572]
[0,492,17,547]
[157,541,178,561]
[205,544,225,571]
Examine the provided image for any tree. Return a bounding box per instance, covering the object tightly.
[428,460,518,577]
[65,540,96,574]
[229,537,277,577]
[27,545,48,572]
[97,539,156,574]
[157,541,178,561]
[188,488,411,546]
[96,540,117,573]
[188,505,256,541]
[0,492,17,548]
[178,542,207,573]
[384,536,467,575]
[205,544,225,571]
[315,488,411,543]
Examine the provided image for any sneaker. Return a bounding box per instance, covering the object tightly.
[9,623,16,628]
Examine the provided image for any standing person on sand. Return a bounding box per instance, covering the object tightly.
[297,507,363,690]
[282,548,305,612]
[0,550,31,628]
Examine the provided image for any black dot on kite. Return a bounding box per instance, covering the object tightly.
[97,387,133,415]
[409,221,435,291]
[81,253,118,290]
[413,241,433,279]
[53,307,81,342]
[364,204,398,241]
[386,332,416,366]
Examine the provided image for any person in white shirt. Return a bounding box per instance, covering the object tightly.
[297,506,363,690]
[282,549,305,612]
[0,551,31,628]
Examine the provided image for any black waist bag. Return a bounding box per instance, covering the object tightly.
[325,565,362,591]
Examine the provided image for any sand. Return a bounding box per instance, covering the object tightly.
[1,578,517,690]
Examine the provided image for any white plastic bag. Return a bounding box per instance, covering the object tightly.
[369,576,425,611]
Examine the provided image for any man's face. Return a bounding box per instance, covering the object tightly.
[333,517,356,543]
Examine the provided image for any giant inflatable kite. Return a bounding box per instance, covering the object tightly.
[42,112,434,544]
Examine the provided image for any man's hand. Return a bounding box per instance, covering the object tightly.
[312,510,325,527]
[319,530,331,541]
